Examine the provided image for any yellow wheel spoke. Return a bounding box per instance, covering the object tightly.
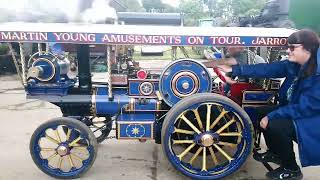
[55,130,62,143]
[73,146,88,150]
[40,148,56,151]
[192,109,204,131]
[210,108,229,129]
[236,122,243,143]
[47,152,58,161]
[188,147,203,165]
[45,135,59,144]
[208,147,218,165]
[206,104,212,131]
[173,140,194,144]
[58,156,63,170]
[219,132,242,137]
[72,147,89,155]
[218,141,238,148]
[66,128,71,141]
[70,153,84,162]
[218,106,231,120]
[213,144,234,162]
[69,137,82,147]
[68,155,74,167]
[177,143,196,161]
[201,147,207,171]
[180,115,201,134]
[174,128,195,135]
[216,117,236,134]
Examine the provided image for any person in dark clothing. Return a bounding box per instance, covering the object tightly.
[218,29,320,180]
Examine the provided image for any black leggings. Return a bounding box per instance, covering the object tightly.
[256,106,299,170]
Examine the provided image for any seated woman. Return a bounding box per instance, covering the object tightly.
[219,29,320,180]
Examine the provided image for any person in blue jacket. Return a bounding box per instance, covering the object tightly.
[219,29,320,180]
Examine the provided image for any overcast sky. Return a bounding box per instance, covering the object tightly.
[136,0,179,7]
[159,0,180,7]
[0,0,178,23]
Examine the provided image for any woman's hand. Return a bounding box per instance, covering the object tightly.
[217,65,232,73]
[260,116,269,130]
[217,65,237,84]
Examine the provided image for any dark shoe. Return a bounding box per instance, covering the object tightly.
[253,150,282,165]
[266,166,303,180]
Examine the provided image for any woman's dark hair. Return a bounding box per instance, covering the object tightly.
[288,29,320,77]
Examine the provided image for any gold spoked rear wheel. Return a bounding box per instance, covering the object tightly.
[162,93,253,179]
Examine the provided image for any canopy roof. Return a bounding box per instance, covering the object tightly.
[0,22,297,46]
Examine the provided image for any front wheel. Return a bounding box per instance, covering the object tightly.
[161,93,254,179]
[30,117,98,179]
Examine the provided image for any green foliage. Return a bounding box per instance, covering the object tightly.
[231,0,266,17]
[141,0,176,12]
[142,0,164,12]
[178,0,266,26]
[162,4,177,13]
[117,0,146,12]
[205,0,266,21]
[0,44,9,55]
[290,0,320,33]
[179,0,207,26]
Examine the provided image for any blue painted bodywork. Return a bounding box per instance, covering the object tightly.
[94,87,158,139]
[159,59,212,106]
[95,87,130,116]
[27,54,74,96]
[118,123,153,139]
[243,91,275,103]
[26,81,74,96]
[128,80,159,97]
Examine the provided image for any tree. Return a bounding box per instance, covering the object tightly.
[117,0,146,12]
[141,0,176,13]
[232,0,266,17]
[179,0,207,26]
[142,0,164,12]
[203,0,266,24]
[162,4,177,13]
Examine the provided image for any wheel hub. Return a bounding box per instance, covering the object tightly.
[57,145,69,156]
[201,134,214,147]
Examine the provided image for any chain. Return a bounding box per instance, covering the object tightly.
[247,48,257,83]
[7,43,24,86]
[247,47,256,65]
[46,43,49,53]
[267,47,272,63]
[106,125,116,139]
[263,47,273,90]
[37,43,42,55]
[18,42,27,86]
[107,46,112,99]
[106,136,116,139]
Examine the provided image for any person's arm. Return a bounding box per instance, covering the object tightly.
[232,60,299,79]
[267,77,320,121]
[203,58,238,68]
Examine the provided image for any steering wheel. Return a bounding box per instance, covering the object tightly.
[213,67,227,83]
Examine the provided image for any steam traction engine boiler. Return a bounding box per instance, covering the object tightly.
[0,22,296,179]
